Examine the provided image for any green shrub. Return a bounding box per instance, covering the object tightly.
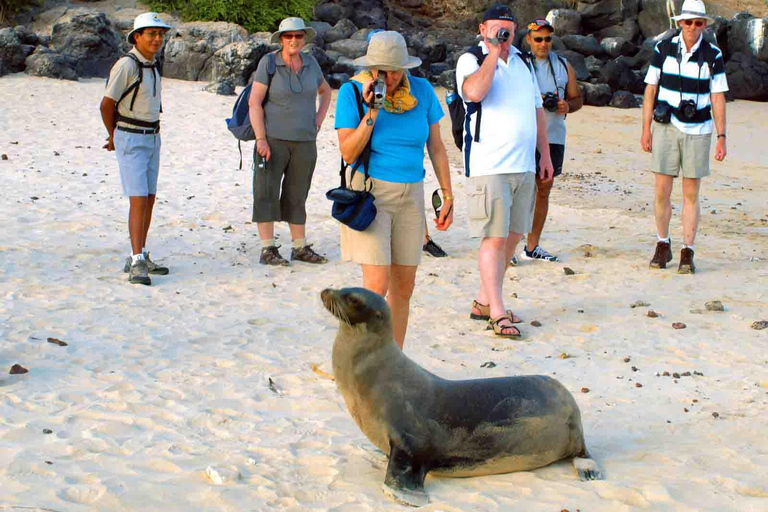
[145,0,316,33]
[0,0,39,23]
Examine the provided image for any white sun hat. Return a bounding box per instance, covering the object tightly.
[671,0,715,26]
[269,17,317,44]
[352,31,422,71]
[127,12,171,44]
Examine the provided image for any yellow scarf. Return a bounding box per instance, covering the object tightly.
[350,70,418,114]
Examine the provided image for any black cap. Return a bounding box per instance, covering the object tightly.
[483,4,516,23]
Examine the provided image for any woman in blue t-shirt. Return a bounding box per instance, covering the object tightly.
[335,31,454,349]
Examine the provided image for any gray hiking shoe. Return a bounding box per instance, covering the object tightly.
[123,252,169,275]
[128,259,151,285]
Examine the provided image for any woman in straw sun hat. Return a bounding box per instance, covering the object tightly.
[334,30,454,349]
[248,17,331,266]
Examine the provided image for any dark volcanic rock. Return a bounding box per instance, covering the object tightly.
[600,57,643,91]
[560,50,589,81]
[548,9,582,35]
[50,13,121,78]
[0,28,32,75]
[580,0,639,32]
[326,39,368,59]
[163,22,248,82]
[597,19,641,42]
[324,19,358,44]
[204,79,236,95]
[199,41,270,86]
[314,2,350,25]
[610,90,639,108]
[725,52,768,100]
[562,34,603,56]
[601,37,639,58]
[638,0,684,39]
[579,81,612,106]
[328,72,351,89]
[727,13,768,62]
[24,47,79,80]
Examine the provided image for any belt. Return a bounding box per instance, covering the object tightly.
[117,126,160,135]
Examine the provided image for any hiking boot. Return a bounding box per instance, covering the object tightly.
[128,259,151,285]
[521,245,558,262]
[649,240,673,269]
[423,236,447,258]
[123,252,169,275]
[260,245,290,266]
[291,244,328,264]
[678,248,696,274]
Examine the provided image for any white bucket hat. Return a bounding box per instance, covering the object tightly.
[270,18,316,44]
[127,12,171,44]
[671,0,715,26]
[353,31,422,71]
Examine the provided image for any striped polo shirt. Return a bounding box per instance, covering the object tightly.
[644,34,728,135]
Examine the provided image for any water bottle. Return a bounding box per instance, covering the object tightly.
[445,91,458,106]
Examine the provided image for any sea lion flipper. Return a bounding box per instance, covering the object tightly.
[382,445,430,507]
[573,455,602,481]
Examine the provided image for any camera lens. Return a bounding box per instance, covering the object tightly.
[497,28,510,43]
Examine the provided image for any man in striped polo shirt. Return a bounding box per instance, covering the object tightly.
[640,0,728,274]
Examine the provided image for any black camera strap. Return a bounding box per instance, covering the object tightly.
[339,83,373,192]
[676,40,704,113]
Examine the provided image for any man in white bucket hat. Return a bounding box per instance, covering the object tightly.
[100,12,171,285]
[640,0,728,275]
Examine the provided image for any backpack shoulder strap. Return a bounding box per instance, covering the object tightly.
[339,82,372,189]
[116,53,144,111]
[517,51,533,73]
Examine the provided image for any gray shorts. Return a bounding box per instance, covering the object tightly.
[252,138,318,224]
[652,122,711,179]
[114,129,161,196]
[467,172,536,238]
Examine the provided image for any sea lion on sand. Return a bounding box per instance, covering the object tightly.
[321,287,601,507]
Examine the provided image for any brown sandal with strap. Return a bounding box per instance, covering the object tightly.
[487,314,522,338]
[470,300,522,323]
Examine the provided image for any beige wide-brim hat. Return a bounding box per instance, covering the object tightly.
[671,0,715,26]
[127,12,171,44]
[270,17,316,44]
[353,31,422,71]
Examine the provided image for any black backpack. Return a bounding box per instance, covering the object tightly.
[448,46,532,150]
[108,53,163,129]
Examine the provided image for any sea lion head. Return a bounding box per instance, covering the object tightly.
[321,287,391,330]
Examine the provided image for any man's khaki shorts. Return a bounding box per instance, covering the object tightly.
[652,122,711,179]
[467,172,536,238]
[340,173,425,266]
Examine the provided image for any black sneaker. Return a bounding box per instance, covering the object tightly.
[423,237,448,258]
[649,240,673,269]
[521,245,558,262]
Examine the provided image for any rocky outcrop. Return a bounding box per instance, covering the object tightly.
[579,81,613,105]
[725,52,768,100]
[727,13,768,62]
[199,41,270,86]
[50,13,122,77]
[547,9,582,35]
[637,0,683,38]
[163,22,248,81]
[24,47,78,80]
[0,28,35,76]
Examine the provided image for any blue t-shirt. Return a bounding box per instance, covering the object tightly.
[334,76,444,183]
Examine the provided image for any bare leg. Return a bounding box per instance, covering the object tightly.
[527,177,553,250]
[140,194,156,250]
[654,173,674,239]
[257,222,275,244]
[388,265,418,349]
[681,177,701,246]
[288,223,306,244]
[505,231,523,265]
[477,237,509,319]
[423,219,430,244]
[128,196,148,256]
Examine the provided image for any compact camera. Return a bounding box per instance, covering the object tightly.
[653,102,672,124]
[372,75,386,110]
[677,99,698,121]
[542,92,559,113]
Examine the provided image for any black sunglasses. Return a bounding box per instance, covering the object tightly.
[532,36,552,43]
[431,189,453,218]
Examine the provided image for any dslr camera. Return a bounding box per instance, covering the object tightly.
[372,75,386,110]
[653,102,672,124]
[677,99,698,121]
[542,92,559,113]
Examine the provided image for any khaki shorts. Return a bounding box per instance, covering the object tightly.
[340,172,425,266]
[652,122,711,179]
[467,172,536,238]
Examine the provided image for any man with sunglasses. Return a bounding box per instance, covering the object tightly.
[641,0,728,274]
[522,18,583,263]
[457,4,554,338]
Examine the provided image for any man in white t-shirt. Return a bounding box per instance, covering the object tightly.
[456,4,554,339]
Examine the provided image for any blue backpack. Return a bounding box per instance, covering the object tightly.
[226,52,277,168]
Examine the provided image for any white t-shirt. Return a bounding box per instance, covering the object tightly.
[456,43,542,177]
[105,48,162,129]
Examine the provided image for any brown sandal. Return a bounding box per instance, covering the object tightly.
[487,314,522,338]
[470,300,522,323]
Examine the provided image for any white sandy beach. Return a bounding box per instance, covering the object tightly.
[1,73,767,511]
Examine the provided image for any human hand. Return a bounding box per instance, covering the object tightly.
[714,137,727,161]
[556,98,570,116]
[361,77,377,109]
[256,139,271,161]
[434,198,454,231]
[103,136,114,151]
[484,26,503,56]
[315,112,324,132]
[640,130,652,153]
[538,155,554,182]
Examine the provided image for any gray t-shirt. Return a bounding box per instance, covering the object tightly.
[255,51,324,142]
[533,53,568,146]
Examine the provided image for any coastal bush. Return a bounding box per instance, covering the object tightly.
[0,0,38,23]
[145,0,316,33]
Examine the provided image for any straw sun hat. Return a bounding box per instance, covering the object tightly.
[671,0,715,26]
[353,31,422,71]
[270,18,317,44]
